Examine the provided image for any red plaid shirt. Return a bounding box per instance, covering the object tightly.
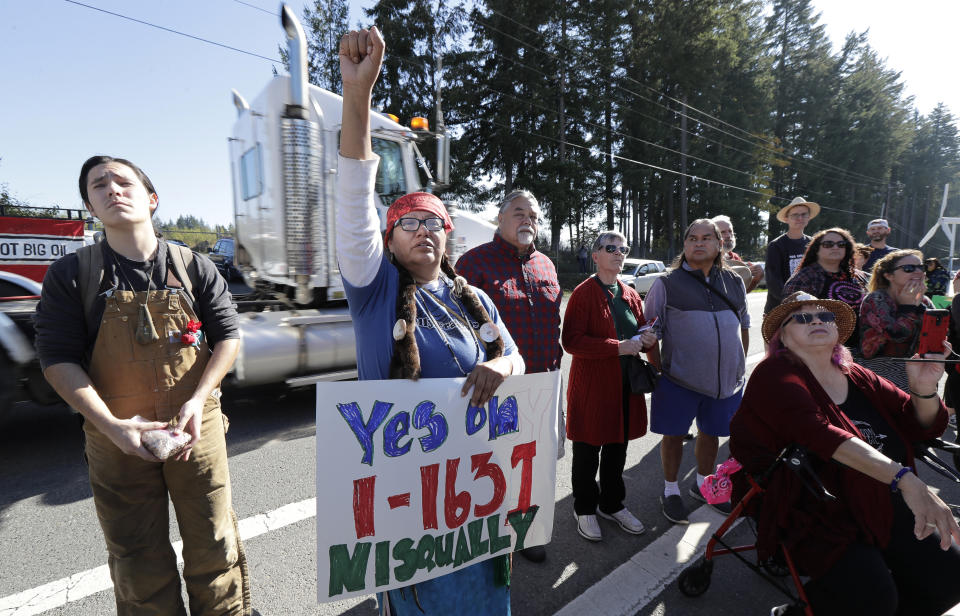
[456,233,562,373]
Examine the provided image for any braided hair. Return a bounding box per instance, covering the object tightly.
[389,253,504,380]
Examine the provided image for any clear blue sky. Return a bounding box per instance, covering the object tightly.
[0,1,956,227]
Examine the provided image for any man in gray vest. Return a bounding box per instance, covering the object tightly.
[644,219,749,524]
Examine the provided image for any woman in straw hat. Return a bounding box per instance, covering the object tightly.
[729,292,960,615]
[336,27,523,616]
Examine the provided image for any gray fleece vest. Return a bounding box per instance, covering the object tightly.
[659,266,746,399]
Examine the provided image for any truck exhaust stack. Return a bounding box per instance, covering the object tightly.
[281,3,308,120]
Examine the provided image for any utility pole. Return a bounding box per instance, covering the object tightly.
[679,95,689,234]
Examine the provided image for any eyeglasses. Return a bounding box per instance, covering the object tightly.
[394,217,444,232]
[600,245,630,255]
[819,240,848,249]
[788,212,810,219]
[892,263,923,273]
[783,311,837,326]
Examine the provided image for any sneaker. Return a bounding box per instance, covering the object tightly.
[574,511,602,541]
[688,484,733,515]
[770,605,788,616]
[597,507,646,535]
[660,494,689,524]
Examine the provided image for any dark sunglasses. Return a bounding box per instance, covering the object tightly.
[819,240,848,249]
[394,217,444,232]
[893,263,923,273]
[783,311,837,326]
[601,245,630,255]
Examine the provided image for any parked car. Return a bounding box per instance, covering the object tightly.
[618,258,668,296]
[208,238,240,281]
[754,261,766,289]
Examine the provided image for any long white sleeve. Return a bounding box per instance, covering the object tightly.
[335,154,383,287]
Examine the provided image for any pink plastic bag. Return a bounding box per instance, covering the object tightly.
[699,458,742,505]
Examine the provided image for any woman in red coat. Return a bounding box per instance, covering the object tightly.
[561,231,658,542]
[730,292,960,615]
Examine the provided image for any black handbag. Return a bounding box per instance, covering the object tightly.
[628,356,659,394]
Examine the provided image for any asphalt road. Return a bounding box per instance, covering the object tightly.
[3,290,960,616]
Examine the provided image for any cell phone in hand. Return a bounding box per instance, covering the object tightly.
[917,309,950,356]
[637,316,658,333]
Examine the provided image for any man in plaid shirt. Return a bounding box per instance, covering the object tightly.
[456,189,563,563]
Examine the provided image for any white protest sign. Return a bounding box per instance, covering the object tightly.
[316,371,560,602]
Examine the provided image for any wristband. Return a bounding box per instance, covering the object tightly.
[890,466,913,493]
[908,389,938,399]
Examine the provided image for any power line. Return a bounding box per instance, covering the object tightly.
[473,9,888,187]
[386,51,891,218]
[230,0,278,17]
[62,0,281,64]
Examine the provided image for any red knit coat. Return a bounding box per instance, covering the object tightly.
[561,276,656,445]
[730,354,948,577]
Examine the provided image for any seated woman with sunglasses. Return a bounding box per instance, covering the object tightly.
[730,292,960,616]
[782,227,867,350]
[859,250,935,391]
[561,231,657,541]
[335,28,524,616]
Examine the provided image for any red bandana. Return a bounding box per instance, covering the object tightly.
[385,192,453,242]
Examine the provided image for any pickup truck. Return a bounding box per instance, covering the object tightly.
[618,258,668,296]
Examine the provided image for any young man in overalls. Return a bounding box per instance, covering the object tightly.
[35,155,251,615]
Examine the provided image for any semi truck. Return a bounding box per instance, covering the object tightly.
[0,4,495,416]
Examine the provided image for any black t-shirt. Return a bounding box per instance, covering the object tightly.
[840,378,908,466]
[764,234,811,313]
[35,240,238,370]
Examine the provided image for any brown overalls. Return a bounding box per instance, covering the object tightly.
[83,272,251,615]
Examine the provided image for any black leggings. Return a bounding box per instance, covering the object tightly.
[804,496,960,616]
[571,373,631,516]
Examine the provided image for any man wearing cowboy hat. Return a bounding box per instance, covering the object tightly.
[763,196,820,314]
[863,218,897,272]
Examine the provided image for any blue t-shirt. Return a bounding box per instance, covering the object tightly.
[343,255,516,616]
[344,255,519,380]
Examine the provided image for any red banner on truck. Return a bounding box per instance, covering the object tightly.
[0,216,86,282]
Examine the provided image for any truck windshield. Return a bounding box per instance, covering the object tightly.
[372,138,406,203]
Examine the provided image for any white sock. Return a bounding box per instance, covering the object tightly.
[664,480,680,497]
[697,473,707,488]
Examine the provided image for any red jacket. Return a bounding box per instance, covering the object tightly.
[561,276,652,445]
[730,354,947,577]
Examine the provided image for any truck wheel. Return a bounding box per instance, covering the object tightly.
[0,350,16,419]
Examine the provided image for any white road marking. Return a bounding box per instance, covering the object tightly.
[553,507,742,616]
[0,498,318,616]
[552,562,579,589]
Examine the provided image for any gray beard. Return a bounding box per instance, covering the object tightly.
[516,231,535,245]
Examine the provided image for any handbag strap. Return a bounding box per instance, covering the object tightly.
[681,266,742,323]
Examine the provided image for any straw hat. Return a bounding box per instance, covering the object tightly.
[776,197,821,223]
[762,292,857,344]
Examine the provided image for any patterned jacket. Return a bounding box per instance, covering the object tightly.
[456,233,562,373]
[782,264,868,311]
[859,290,934,359]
